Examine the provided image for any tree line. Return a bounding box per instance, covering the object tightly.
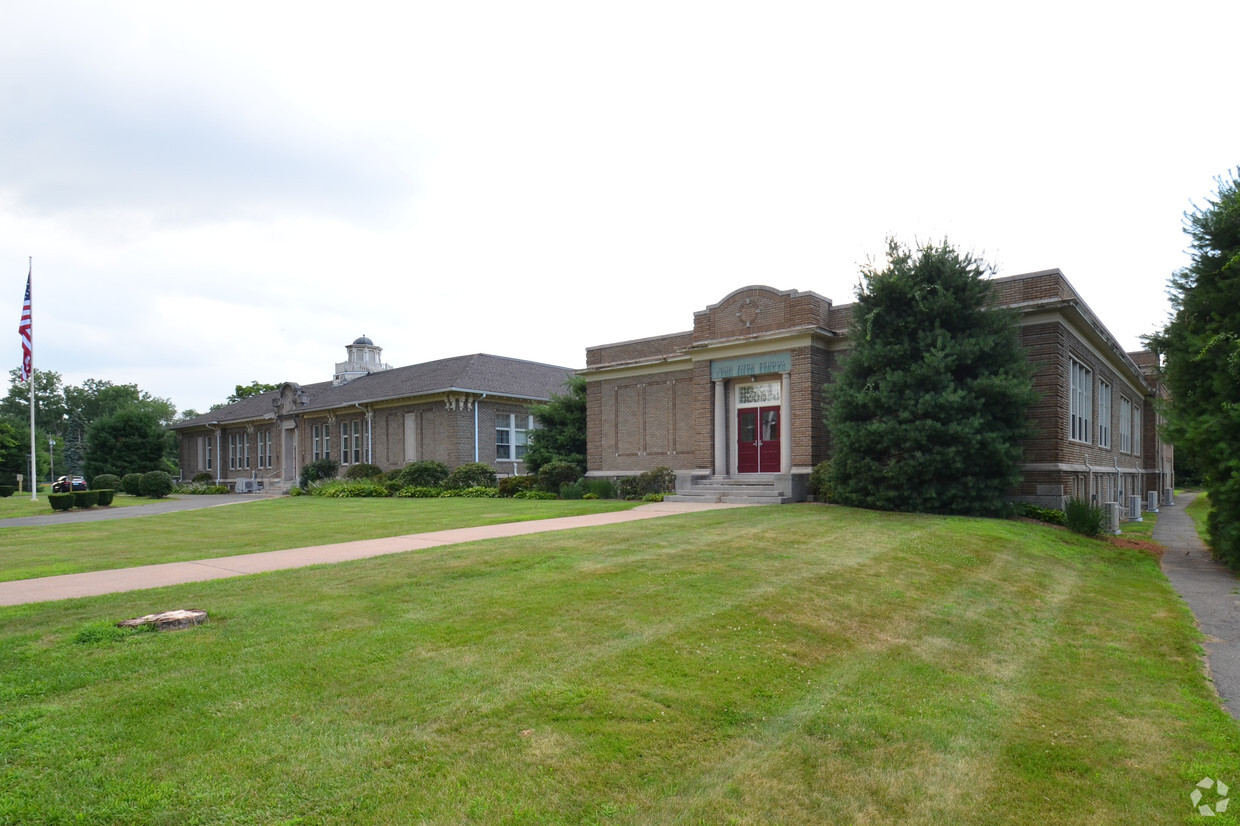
[0,370,178,486]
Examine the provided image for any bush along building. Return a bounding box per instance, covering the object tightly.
[171,337,573,491]
[580,269,1172,508]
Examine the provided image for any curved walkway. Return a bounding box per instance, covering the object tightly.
[0,501,746,607]
[1155,492,1240,720]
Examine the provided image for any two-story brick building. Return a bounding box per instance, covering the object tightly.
[581,269,1172,507]
[171,337,573,491]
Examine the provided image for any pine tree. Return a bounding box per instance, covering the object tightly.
[827,240,1036,516]
[1146,170,1240,565]
[524,376,586,474]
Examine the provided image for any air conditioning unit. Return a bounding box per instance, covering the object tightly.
[235,479,257,493]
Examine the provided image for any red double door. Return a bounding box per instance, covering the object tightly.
[737,405,781,473]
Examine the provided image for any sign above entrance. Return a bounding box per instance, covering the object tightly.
[710,352,791,381]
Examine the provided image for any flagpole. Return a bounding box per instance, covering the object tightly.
[27,258,36,502]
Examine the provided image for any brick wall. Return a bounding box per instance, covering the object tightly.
[586,332,692,368]
[591,368,697,472]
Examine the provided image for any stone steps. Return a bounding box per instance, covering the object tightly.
[666,475,792,505]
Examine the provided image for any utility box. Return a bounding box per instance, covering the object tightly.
[1106,502,1122,535]
[1128,495,1143,522]
[1147,491,1160,513]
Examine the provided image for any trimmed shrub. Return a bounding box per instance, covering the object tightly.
[122,473,143,496]
[299,458,340,490]
[513,489,558,500]
[344,462,384,480]
[498,475,537,498]
[309,479,390,498]
[173,483,229,495]
[192,472,214,484]
[140,471,174,499]
[73,490,99,509]
[808,460,833,503]
[382,479,405,496]
[445,462,497,490]
[396,461,450,489]
[617,467,676,500]
[439,486,499,498]
[395,486,444,498]
[642,492,665,503]
[582,492,599,500]
[95,489,115,506]
[91,474,122,492]
[0,485,14,498]
[536,460,582,493]
[49,493,75,511]
[1065,498,1106,538]
[1017,502,1067,526]
[288,486,305,496]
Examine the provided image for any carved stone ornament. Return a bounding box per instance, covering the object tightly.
[737,297,761,328]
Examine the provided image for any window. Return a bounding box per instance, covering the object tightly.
[312,424,331,462]
[206,437,213,471]
[341,421,362,465]
[257,431,271,468]
[496,413,533,460]
[1070,359,1092,443]
[228,433,238,470]
[1098,380,1111,449]
[1119,396,1132,453]
[243,433,251,469]
[1133,404,1142,456]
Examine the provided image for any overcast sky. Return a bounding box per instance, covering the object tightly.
[3,1,1237,415]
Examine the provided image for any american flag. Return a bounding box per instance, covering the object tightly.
[18,265,31,383]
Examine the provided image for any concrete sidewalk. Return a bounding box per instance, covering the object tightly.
[0,501,747,607]
[1156,492,1240,720]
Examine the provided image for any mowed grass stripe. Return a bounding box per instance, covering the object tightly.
[0,496,639,582]
[1,506,1237,824]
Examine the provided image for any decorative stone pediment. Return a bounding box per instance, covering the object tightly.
[275,382,307,416]
[693,286,831,343]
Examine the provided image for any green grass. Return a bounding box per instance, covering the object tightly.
[1187,492,1213,548]
[1,505,1237,824]
[0,490,150,519]
[0,497,639,582]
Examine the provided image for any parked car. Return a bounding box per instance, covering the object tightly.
[52,475,87,493]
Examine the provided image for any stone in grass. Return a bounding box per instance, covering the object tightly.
[117,609,208,631]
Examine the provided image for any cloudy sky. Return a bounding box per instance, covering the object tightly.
[3,1,1237,415]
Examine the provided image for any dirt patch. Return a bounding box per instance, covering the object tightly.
[1109,536,1165,559]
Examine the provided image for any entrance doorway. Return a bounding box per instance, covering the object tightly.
[737,406,780,473]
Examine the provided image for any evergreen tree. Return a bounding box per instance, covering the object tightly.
[827,240,1036,516]
[83,409,168,480]
[1146,170,1240,565]
[524,375,586,474]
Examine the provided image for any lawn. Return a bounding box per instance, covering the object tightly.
[1,504,1237,824]
[0,491,151,519]
[0,497,639,582]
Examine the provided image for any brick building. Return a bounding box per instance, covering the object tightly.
[581,269,1172,506]
[171,336,573,491]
